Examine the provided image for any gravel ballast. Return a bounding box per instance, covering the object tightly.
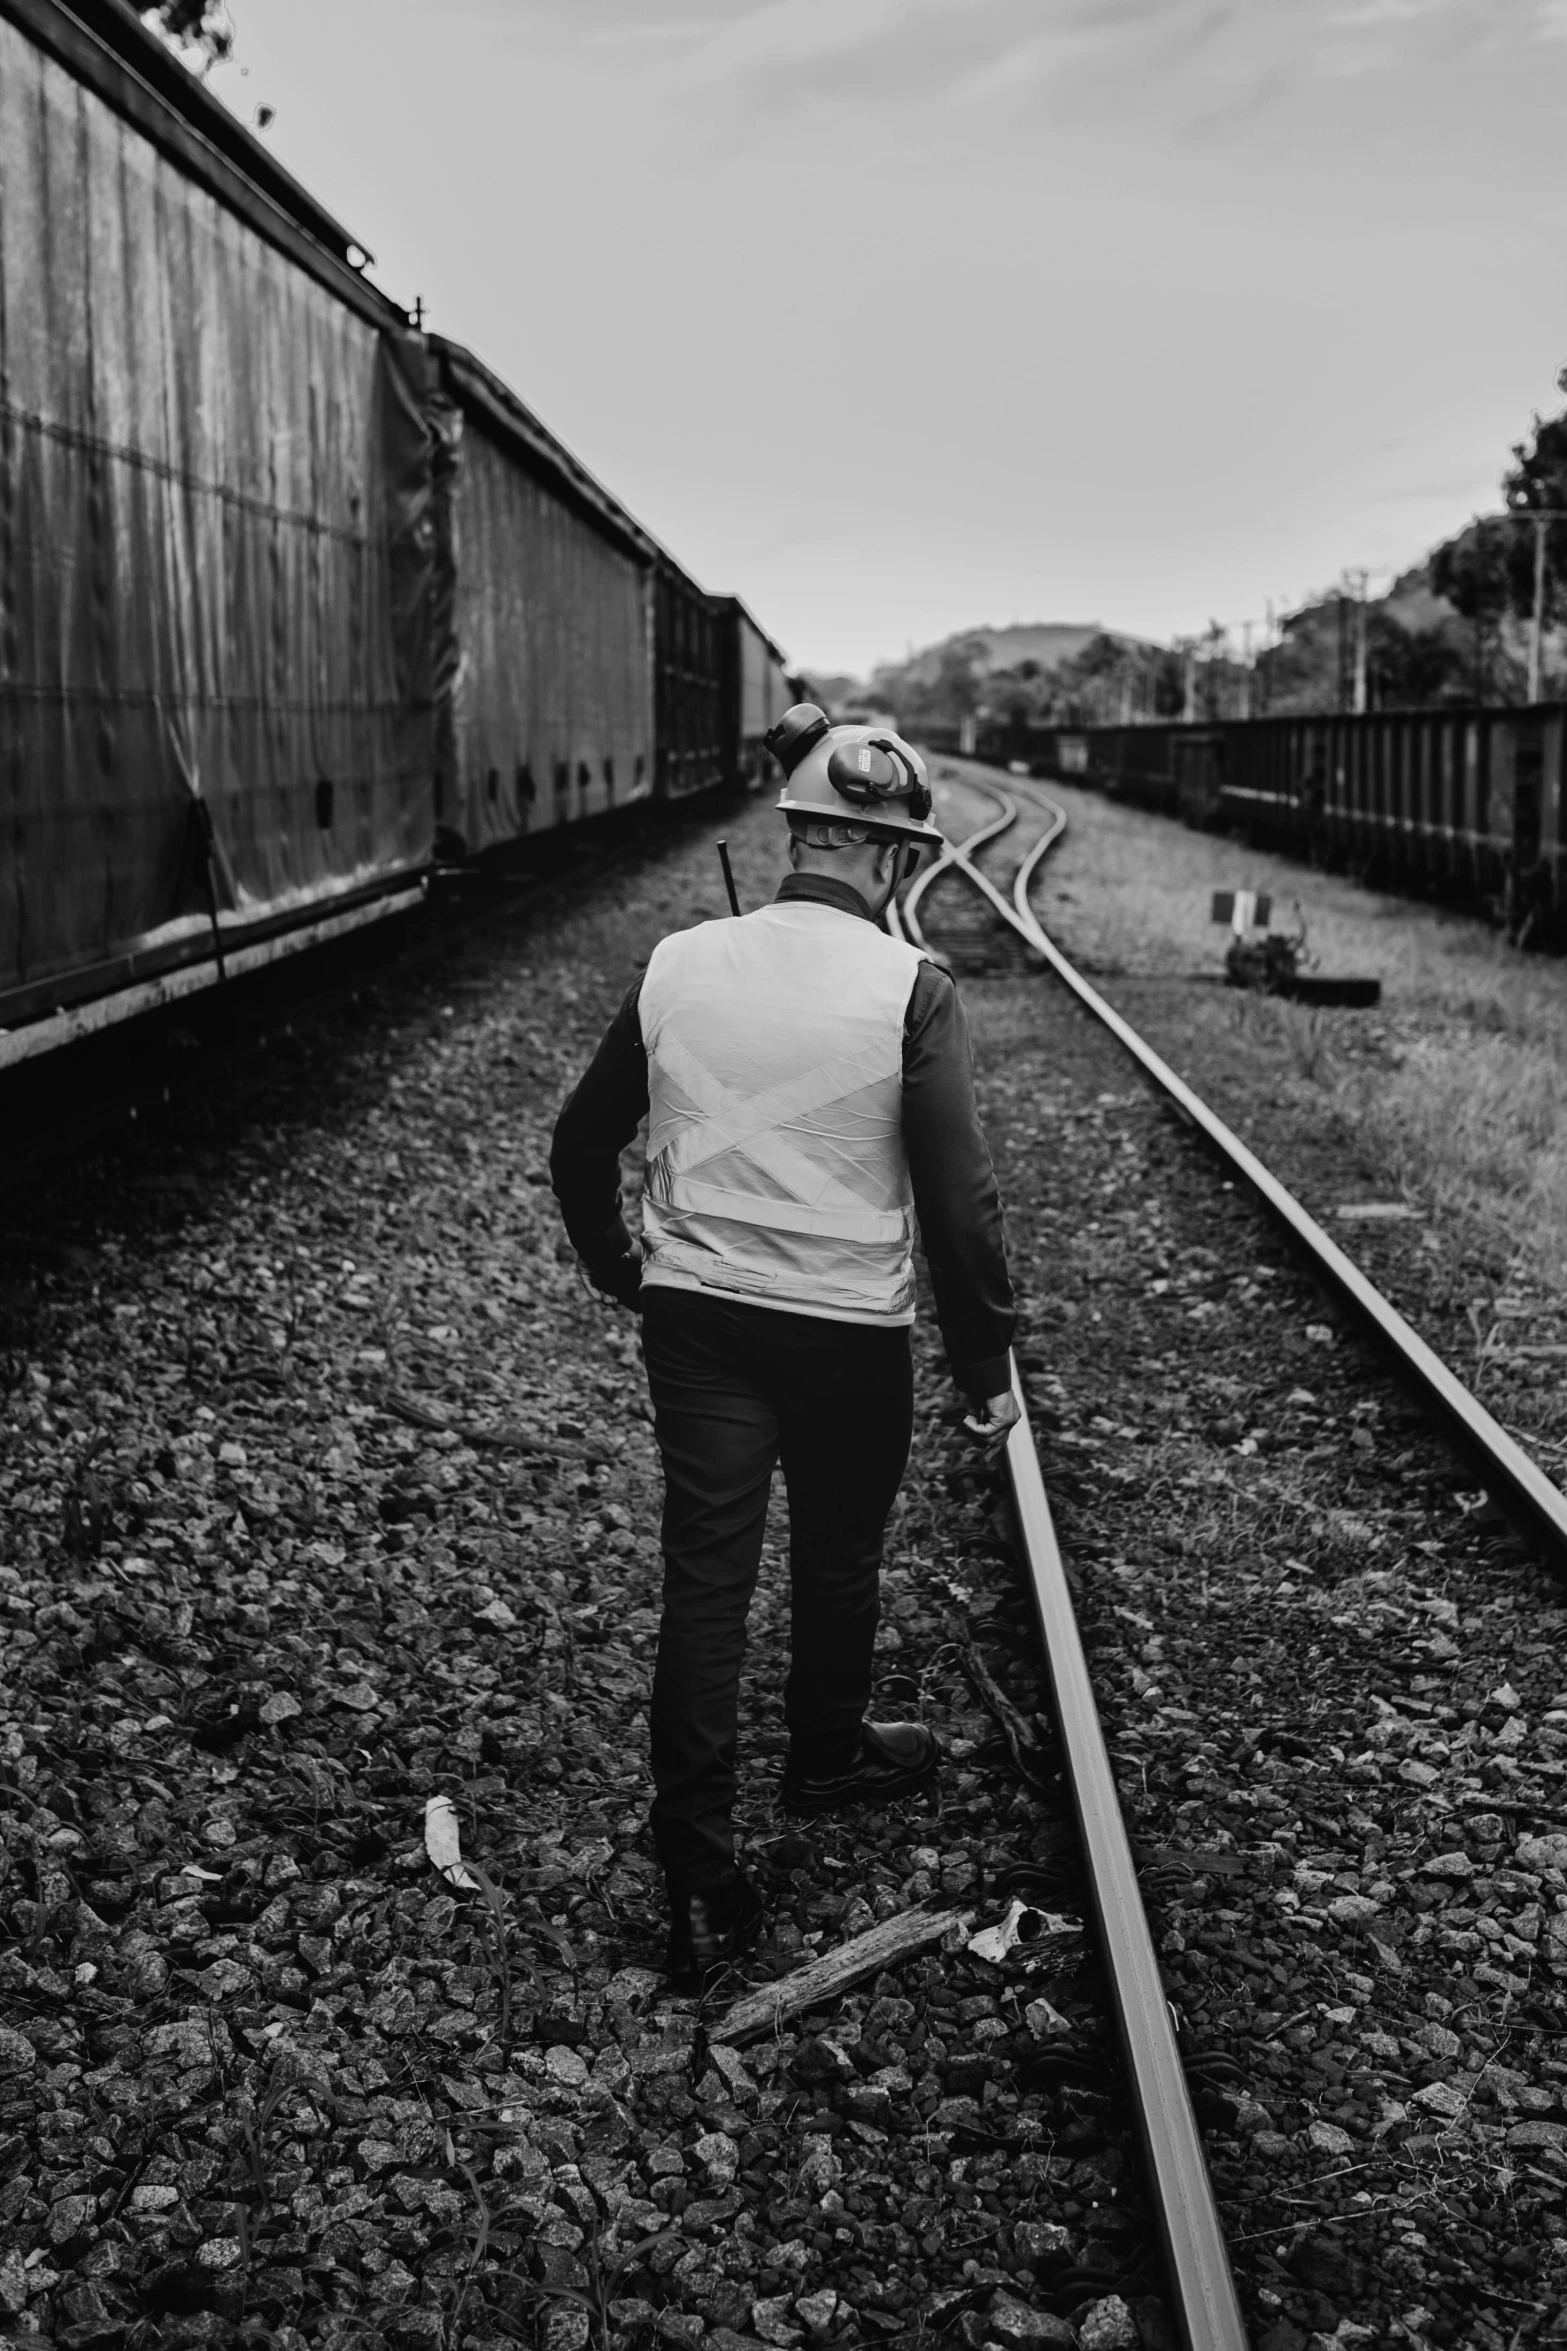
[5,775,1567,2350]
[1,804,1152,2351]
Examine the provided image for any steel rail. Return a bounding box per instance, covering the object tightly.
[1006,773,1567,1573]
[912,769,1567,1571]
[899,787,1018,943]
[903,785,1250,2351]
[1003,1363,1250,2351]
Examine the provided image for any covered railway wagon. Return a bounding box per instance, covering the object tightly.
[427,336,656,856]
[654,554,726,799]
[0,0,434,1064]
[710,595,793,790]
[985,708,1567,934]
[0,0,794,1070]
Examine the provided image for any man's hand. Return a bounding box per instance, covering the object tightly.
[582,1237,644,1311]
[962,1389,1020,1457]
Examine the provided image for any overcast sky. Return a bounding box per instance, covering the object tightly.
[210,0,1567,679]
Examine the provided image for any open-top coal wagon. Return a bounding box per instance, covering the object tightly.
[976,707,1567,939]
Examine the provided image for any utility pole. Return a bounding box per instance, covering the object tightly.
[1240,620,1254,720]
[1529,510,1548,704]
[1262,599,1276,717]
[1202,621,1226,721]
[1345,569,1370,715]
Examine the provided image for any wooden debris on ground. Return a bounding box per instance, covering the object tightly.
[712,1905,975,2044]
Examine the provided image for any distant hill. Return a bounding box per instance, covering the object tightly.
[813,544,1554,732]
[798,672,864,714]
[806,624,1153,718]
[875,622,1150,694]
[850,620,1177,733]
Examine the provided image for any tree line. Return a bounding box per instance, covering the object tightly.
[872,388,1567,731]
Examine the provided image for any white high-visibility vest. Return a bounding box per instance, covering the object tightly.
[638,901,925,1325]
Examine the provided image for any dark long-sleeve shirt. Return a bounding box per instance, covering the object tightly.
[549,872,1016,1398]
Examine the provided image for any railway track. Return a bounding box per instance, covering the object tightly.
[891,772,1567,2351]
[5,798,1177,2351]
[9,782,1567,2351]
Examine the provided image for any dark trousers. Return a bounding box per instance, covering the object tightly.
[641,1286,914,1888]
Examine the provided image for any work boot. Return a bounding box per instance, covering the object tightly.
[664,1872,764,1995]
[781,1720,940,1815]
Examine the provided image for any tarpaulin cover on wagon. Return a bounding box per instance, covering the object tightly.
[0,7,434,1026]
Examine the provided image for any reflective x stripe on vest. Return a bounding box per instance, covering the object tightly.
[638,902,925,1323]
[647,1028,908,1242]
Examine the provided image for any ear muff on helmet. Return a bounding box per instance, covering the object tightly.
[764,704,832,779]
[826,736,934,824]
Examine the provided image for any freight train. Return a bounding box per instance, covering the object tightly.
[955,709,1567,945]
[0,0,795,1073]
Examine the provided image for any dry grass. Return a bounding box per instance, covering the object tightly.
[1344,1033,1567,1290]
[1024,777,1567,1294]
[1228,993,1339,1086]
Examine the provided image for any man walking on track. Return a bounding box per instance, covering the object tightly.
[550,705,1018,1990]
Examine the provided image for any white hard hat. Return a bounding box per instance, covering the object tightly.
[765,704,945,847]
